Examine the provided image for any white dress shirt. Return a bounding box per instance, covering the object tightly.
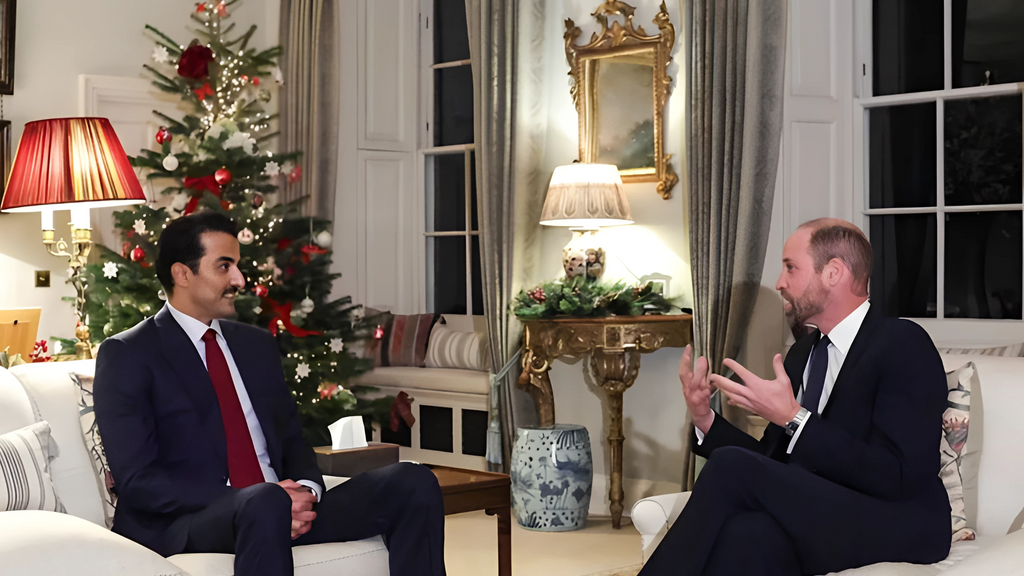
[166,302,322,501]
[695,300,871,454]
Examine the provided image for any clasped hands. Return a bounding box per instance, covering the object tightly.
[276,479,317,539]
[679,344,802,433]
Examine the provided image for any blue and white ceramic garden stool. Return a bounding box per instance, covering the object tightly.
[510,424,593,531]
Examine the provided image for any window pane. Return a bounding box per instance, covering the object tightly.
[869,103,937,208]
[431,154,466,232]
[870,214,937,318]
[471,235,482,316]
[945,95,1022,206]
[873,0,944,96]
[434,66,474,147]
[945,211,1022,319]
[434,0,470,64]
[430,236,467,314]
[953,1,1024,88]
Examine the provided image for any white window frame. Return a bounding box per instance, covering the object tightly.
[853,0,1024,345]
[418,0,480,315]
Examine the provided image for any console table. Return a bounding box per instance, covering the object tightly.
[518,314,692,529]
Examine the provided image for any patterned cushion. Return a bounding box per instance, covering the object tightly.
[69,372,116,528]
[425,321,490,371]
[941,362,981,542]
[1,421,66,513]
[385,314,439,368]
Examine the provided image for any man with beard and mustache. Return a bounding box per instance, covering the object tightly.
[639,219,950,576]
[93,212,446,576]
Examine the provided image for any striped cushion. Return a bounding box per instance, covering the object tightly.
[385,314,439,367]
[425,322,490,371]
[1,421,65,513]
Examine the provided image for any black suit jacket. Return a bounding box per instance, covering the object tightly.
[694,307,949,510]
[94,307,323,556]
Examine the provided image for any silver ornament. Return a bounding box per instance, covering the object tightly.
[315,230,333,248]
[237,228,254,245]
[162,154,179,171]
[300,297,315,314]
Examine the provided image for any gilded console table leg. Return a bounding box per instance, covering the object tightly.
[589,348,641,529]
[518,348,556,426]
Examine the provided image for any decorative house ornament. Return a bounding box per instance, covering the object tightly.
[565,0,678,198]
[511,424,593,532]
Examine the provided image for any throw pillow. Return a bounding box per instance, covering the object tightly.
[385,314,439,367]
[1010,505,1024,535]
[425,321,490,371]
[69,372,117,528]
[940,362,981,542]
[0,421,66,513]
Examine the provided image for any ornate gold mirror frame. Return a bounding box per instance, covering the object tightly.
[565,1,677,199]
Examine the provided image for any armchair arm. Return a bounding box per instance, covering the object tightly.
[631,491,691,563]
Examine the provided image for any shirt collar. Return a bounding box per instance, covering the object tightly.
[820,300,870,356]
[165,301,223,344]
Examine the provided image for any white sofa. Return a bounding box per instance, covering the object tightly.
[631,353,1024,575]
[0,360,389,576]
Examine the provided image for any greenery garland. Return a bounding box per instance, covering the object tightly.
[511,277,679,319]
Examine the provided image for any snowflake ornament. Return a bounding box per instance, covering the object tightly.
[102,262,118,279]
[152,46,171,64]
[296,363,311,379]
[223,131,257,154]
[329,338,345,353]
[280,161,295,176]
[132,219,148,236]
[262,160,281,176]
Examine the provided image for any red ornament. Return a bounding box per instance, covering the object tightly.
[277,238,293,251]
[194,82,214,101]
[254,284,269,297]
[215,168,232,185]
[252,194,264,208]
[155,126,171,145]
[253,77,261,86]
[240,75,249,84]
[130,246,146,262]
[177,44,215,80]
[373,325,385,340]
[215,2,227,17]
[287,165,302,184]
[195,2,206,13]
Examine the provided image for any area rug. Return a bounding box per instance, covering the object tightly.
[583,564,642,576]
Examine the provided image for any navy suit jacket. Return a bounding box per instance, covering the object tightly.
[94,306,323,556]
[695,307,950,511]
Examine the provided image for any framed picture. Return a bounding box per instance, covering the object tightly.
[0,0,15,95]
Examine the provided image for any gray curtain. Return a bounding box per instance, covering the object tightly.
[279,0,339,218]
[683,0,788,488]
[466,0,545,471]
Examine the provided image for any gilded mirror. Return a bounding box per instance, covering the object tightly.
[565,1,677,199]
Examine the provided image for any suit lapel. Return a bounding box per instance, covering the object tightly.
[785,330,817,400]
[154,307,228,470]
[820,306,883,418]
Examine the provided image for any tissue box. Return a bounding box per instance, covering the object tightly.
[313,443,401,477]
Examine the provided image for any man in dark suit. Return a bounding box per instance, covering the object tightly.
[94,212,446,576]
[639,219,951,576]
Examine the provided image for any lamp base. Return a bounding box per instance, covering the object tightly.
[75,323,93,360]
[562,228,606,281]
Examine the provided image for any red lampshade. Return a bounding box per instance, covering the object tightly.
[0,118,146,213]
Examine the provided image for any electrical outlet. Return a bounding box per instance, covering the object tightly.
[35,270,51,287]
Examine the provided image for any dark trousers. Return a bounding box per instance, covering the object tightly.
[182,462,446,576]
[638,447,950,576]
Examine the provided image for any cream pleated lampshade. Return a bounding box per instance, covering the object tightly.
[539,163,633,227]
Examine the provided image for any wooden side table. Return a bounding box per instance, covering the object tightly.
[427,465,512,576]
[518,314,692,528]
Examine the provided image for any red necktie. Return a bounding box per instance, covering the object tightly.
[202,329,265,489]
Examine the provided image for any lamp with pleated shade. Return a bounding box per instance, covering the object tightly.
[0,117,147,359]
[540,163,632,281]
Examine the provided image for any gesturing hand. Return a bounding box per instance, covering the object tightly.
[276,479,318,540]
[708,355,802,427]
[679,345,715,434]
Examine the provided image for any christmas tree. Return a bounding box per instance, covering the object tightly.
[81,0,390,446]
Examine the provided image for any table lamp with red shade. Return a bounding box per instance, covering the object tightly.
[0,118,146,358]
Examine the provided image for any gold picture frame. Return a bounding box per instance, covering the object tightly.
[565,0,677,199]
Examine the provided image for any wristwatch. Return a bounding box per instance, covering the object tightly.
[784,407,810,437]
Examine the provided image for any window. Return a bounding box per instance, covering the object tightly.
[420,0,482,315]
[860,0,1024,321]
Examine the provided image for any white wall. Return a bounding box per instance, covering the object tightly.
[539,0,693,516]
[0,0,272,344]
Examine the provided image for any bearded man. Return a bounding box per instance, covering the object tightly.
[638,219,951,576]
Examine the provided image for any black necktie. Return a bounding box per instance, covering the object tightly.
[802,334,831,415]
